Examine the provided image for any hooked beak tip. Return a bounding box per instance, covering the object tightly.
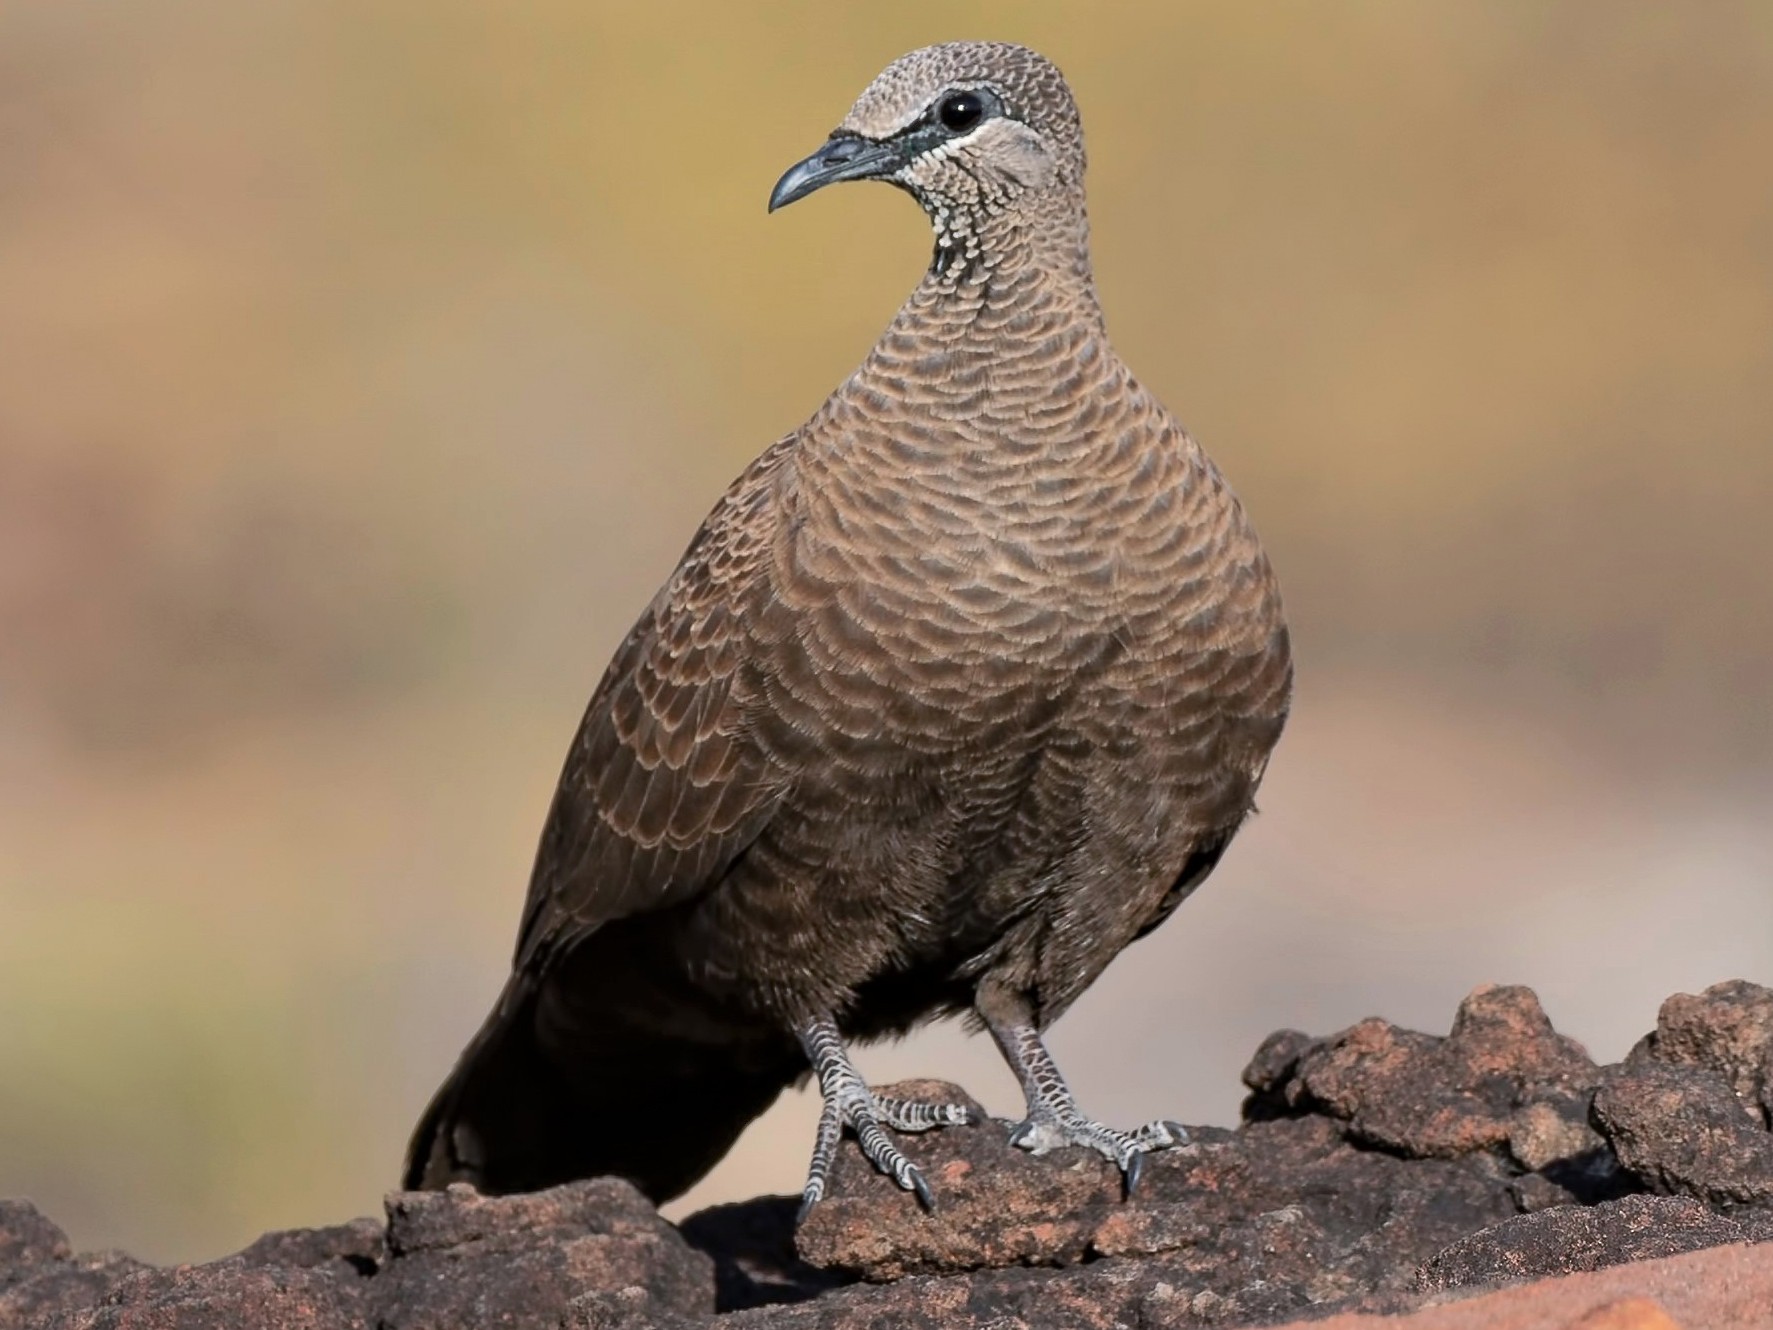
[768,134,899,214]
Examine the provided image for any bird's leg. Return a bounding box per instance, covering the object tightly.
[984,1009,1188,1197]
[794,1014,978,1219]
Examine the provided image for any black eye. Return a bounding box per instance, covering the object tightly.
[937,91,984,133]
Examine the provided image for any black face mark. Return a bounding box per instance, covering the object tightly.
[892,86,1004,154]
[937,91,984,134]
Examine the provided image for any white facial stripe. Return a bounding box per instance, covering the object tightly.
[844,81,1003,141]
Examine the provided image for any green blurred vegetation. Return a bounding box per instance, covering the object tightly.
[1,2,1769,1262]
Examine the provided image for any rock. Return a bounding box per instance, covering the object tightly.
[1505,1098,1605,1172]
[563,1284,709,1330]
[1443,983,1599,1088]
[1306,1243,1773,1330]
[678,1197,843,1310]
[1275,986,1599,1162]
[2,1178,716,1330]
[1564,1298,1686,1330]
[1417,1195,1749,1292]
[1592,1062,1773,1207]
[1241,1028,1315,1098]
[1628,981,1773,1125]
[0,1202,149,1330]
[714,1255,1327,1330]
[793,1077,1516,1300]
[373,1178,713,1328]
[793,1080,1123,1279]
[0,1252,150,1330]
[0,1199,72,1271]
[232,1220,384,1277]
[45,1265,367,1330]
[9,982,1773,1329]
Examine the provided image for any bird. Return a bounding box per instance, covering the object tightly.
[404,39,1292,1218]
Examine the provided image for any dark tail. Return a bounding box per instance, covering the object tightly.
[403,972,800,1202]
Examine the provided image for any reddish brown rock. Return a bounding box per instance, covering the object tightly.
[793,1081,1122,1278]
[12,1180,715,1330]
[1417,1195,1750,1292]
[1506,1101,1604,1174]
[1263,986,1599,1163]
[677,1198,843,1311]
[0,1202,148,1330]
[47,1266,366,1330]
[1592,1062,1773,1207]
[0,1200,71,1270]
[563,1283,710,1330]
[793,1075,1516,1304]
[1563,1299,1684,1330]
[373,1178,713,1328]
[1288,1243,1773,1330]
[234,1220,383,1278]
[1627,981,1773,1124]
[8,983,1773,1330]
[1241,1028,1317,1097]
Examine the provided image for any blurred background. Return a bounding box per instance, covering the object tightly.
[2,0,1770,1263]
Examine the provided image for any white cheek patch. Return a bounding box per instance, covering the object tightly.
[950,119,1057,192]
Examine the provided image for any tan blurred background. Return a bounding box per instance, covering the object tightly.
[2,1,1770,1263]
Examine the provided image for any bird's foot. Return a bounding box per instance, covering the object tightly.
[984,1015,1189,1198]
[799,1084,979,1220]
[1006,1110,1188,1196]
[796,1014,978,1221]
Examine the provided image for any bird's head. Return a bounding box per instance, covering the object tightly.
[769,41,1085,257]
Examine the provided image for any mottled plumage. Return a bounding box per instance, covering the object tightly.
[406,40,1291,1212]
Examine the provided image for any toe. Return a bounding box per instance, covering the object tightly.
[1006,1116,1066,1153]
[853,1114,931,1201]
[873,1094,978,1133]
[1139,1119,1189,1148]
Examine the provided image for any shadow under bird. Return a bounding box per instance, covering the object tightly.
[406,40,1292,1216]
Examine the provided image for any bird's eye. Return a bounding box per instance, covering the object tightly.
[937,91,984,133]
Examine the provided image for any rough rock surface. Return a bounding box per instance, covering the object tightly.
[6,982,1773,1329]
[1416,1195,1754,1292]
[1304,1241,1773,1330]
[1,1179,710,1330]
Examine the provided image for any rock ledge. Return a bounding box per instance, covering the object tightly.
[6,982,1773,1330]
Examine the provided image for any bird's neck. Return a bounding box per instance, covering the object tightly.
[824,188,1123,459]
[906,189,1102,336]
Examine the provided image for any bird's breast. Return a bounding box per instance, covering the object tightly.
[759,418,1278,756]
[793,416,1222,630]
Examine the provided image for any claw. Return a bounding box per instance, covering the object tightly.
[908,1167,936,1212]
[795,1015,975,1219]
[988,1020,1187,1203]
[1002,1109,1187,1192]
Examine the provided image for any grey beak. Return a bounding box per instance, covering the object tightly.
[768,134,904,212]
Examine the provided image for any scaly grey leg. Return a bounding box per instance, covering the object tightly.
[795,1014,977,1219]
[986,1017,1187,1197]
